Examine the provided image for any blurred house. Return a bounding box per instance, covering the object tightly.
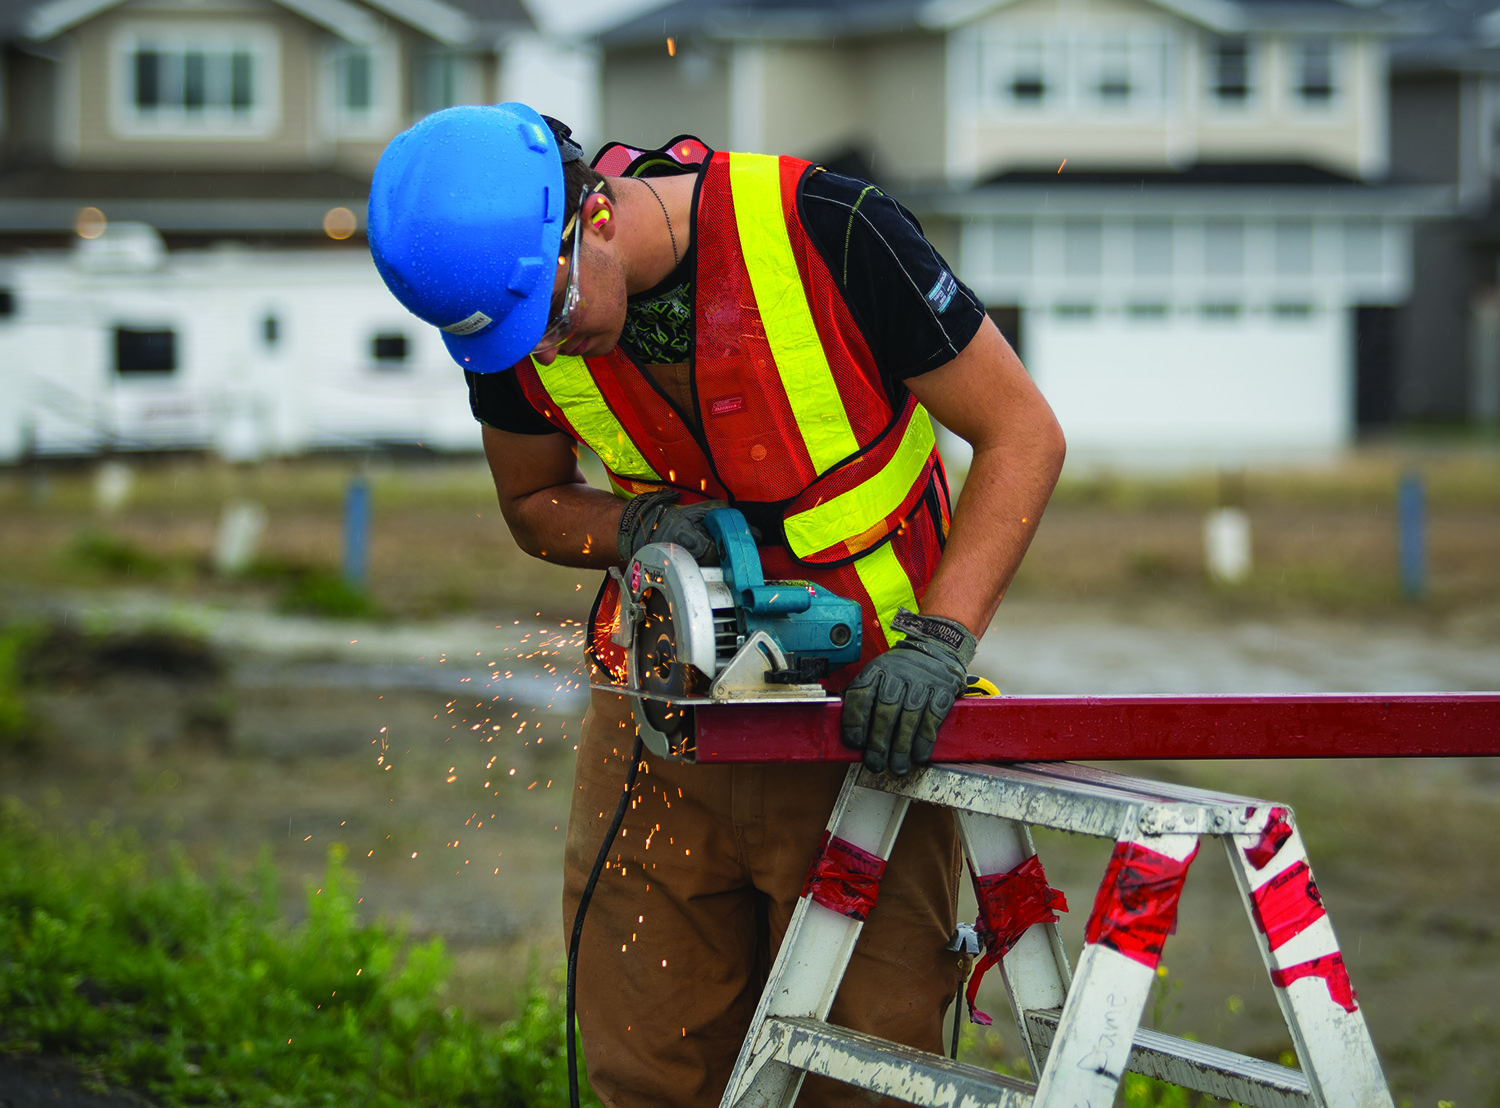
[0,0,1471,467]
[0,0,603,461]
[604,0,1452,466]
[1388,0,1500,428]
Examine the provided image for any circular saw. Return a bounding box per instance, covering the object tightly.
[600,507,862,760]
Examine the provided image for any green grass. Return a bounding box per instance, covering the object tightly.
[0,801,596,1107]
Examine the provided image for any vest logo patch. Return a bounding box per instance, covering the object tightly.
[926,271,958,314]
[710,395,745,417]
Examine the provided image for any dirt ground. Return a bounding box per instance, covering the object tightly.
[2,451,1499,1106]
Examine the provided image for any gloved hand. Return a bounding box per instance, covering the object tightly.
[616,490,730,565]
[841,609,977,776]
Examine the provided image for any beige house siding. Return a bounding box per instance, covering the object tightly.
[601,43,732,152]
[948,0,1385,182]
[58,0,428,174]
[1194,36,1380,178]
[859,35,946,185]
[756,42,863,160]
[68,5,313,168]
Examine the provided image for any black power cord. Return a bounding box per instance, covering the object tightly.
[566,733,645,1108]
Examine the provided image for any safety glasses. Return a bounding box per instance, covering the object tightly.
[533,185,596,355]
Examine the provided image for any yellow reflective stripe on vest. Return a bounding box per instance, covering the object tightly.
[531,354,660,481]
[854,543,920,648]
[728,154,859,473]
[782,407,937,559]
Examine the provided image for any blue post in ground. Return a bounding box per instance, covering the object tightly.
[1399,470,1425,601]
[344,474,370,589]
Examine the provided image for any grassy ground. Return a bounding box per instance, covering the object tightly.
[2,446,1499,1106]
[2,446,1498,623]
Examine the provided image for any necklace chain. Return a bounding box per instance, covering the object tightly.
[638,176,680,268]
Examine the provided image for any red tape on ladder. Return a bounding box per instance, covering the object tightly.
[965,855,1068,1025]
[799,830,886,921]
[1084,841,1199,969]
[1271,953,1359,1013]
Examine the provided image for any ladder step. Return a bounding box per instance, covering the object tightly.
[759,1016,1035,1107]
[1024,1009,1312,1108]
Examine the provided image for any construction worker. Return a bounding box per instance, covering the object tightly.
[367,104,1065,1107]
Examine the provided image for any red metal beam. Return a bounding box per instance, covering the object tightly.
[690,694,1500,764]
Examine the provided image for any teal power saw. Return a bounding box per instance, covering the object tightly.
[599,507,863,760]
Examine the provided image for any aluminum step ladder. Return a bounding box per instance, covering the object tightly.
[720,761,1393,1108]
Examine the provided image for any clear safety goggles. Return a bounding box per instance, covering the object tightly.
[533,184,601,355]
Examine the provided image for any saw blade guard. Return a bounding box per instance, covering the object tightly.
[613,508,862,760]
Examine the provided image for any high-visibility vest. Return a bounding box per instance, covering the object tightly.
[514,150,951,689]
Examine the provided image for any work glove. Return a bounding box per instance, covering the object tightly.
[616,490,729,565]
[841,610,976,776]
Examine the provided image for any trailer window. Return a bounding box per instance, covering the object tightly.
[372,332,409,366]
[115,327,177,374]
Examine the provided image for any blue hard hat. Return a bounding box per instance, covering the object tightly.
[368,103,565,373]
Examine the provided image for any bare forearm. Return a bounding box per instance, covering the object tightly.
[501,482,625,568]
[918,425,1064,634]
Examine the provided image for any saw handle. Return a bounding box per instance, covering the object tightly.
[704,507,807,613]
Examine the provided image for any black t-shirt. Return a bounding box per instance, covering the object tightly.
[466,153,985,435]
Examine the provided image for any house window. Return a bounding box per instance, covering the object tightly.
[991,220,1033,278]
[115,27,277,136]
[1210,38,1252,105]
[978,31,1169,112]
[1133,220,1173,277]
[1295,40,1335,106]
[1063,219,1102,277]
[980,34,1059,108]
[1275,220,1314,275]
[328,39,395,135]
[416,52,464,114]
[115,327,177,375]
[1082,34,1169,110]
[1053,303,1096,320]
[1095,38,1132,102]
[371,332,409,366]
[337,48,373,114]
[1204,220,1244,276]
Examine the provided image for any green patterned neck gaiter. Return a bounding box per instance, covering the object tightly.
[620,278,693,366]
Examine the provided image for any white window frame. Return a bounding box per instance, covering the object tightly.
[323,34,399,140]
[976,29,1171,117]
[1291,38,1338,111]
[110,23,280,139]
[977,31,1066,112]
[1206,35,1255,111]
[1076,32,1171,114]
[414,49,479,116]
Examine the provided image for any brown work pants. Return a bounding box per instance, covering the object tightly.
[562,689,966,1108]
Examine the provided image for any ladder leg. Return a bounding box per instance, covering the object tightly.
[721,767,911,1108]
[955,811,1072,1078]
[1226,807,1395,1108]
[1032,830,1200,1108]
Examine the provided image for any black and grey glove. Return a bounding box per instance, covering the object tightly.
[841,609,977,776]
[616,490,730,565]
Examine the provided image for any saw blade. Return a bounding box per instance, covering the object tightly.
[636,587,698,742]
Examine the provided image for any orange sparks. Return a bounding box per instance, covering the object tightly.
[1057,158,1067,173]
[667,36,676,57]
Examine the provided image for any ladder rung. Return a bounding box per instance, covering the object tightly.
[1025,1009,1312,1108]
[760,1015,1034,1107]
[858,762,1264,839]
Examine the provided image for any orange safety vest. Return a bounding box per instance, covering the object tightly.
[514,149,951,690]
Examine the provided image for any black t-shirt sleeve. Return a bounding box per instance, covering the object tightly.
[798,171,986,396]
[466,367,562,436]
